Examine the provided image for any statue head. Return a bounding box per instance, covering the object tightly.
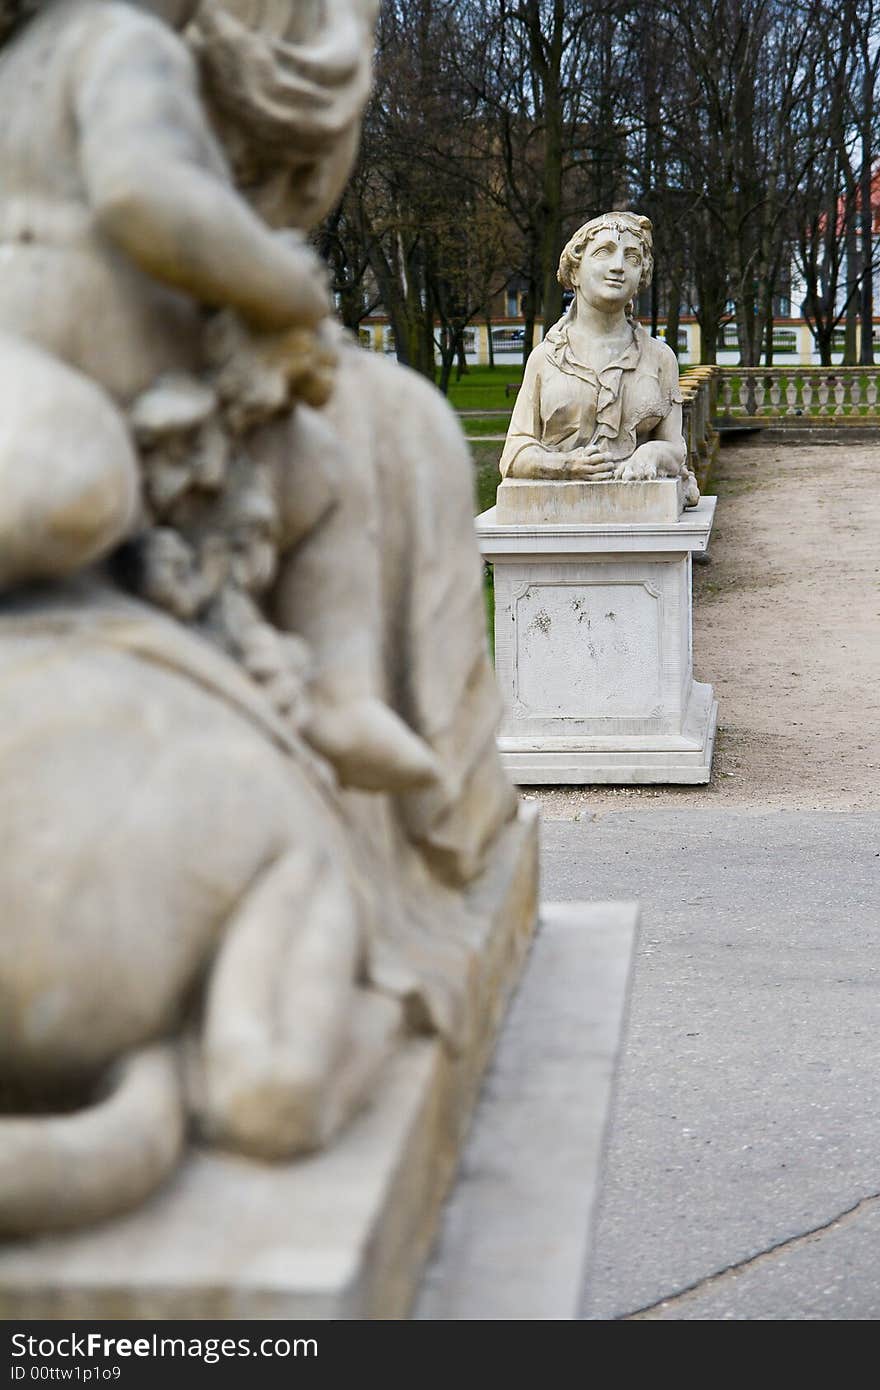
[191,0,379,230]
[557,212,654,310]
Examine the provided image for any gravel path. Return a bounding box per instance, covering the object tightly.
[530,440,880,1317]
[528,438,880,818]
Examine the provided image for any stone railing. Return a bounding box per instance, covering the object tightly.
[680,365,721,488]
[716,366,880,422]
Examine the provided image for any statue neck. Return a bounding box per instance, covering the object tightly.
[567,298,633,362]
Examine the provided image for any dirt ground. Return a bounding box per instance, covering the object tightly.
[527,437,880,819]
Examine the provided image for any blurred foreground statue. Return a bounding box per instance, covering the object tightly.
[0,0,523,1238]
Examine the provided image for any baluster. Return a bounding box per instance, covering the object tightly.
[801,376,813,413]
[768,376,781,411]
[754,377,766,412]
[722,376,733,413]
[683,401,695,471]
[737,376,749,414]
[785,378,797,414]
[701,384,711,458]
[834,377,845,415]
[817,377,830,414]
[850,376,862,415]
[866,375,878,410]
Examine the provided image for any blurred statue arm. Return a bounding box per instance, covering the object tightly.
[75,12,328,330]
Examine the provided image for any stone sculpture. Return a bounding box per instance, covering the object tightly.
[0,0,522,1238]
[499,212,699,508]
[479,211,716,785]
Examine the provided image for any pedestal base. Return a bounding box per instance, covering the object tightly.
[498,680,717,785]
[477,498,717,787]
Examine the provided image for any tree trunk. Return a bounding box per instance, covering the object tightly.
[665,279,681,361]
[521,278,538,371]
[761,277,775,366]
[526,0,565,335]
[437,326,455,395]
[486,312,495,369]
[455,332,469,380]
[698,307,720,364]
[859,53,874,364]
[845,213,859,363]
[650,267,660,340]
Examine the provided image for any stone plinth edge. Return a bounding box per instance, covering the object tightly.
[496,477,685,525]
[476,496,716,558]
[500,685,718,786]
[415,900,639,1320]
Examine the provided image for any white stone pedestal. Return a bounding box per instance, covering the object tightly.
[476,489,717,785]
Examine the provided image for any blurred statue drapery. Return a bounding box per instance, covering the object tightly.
[0,0,517,1235]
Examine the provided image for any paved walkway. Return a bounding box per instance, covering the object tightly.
[536,440,880,1320]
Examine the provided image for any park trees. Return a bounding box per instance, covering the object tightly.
[317,0,880,374]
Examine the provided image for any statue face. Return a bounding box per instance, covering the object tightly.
[572,229,644,312]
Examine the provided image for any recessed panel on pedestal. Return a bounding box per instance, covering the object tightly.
[513,580,661,719]
[476,498,718,784]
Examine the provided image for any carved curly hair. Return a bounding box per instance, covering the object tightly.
[557,212,654,293]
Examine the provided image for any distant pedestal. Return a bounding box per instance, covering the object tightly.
[477,482,717,785]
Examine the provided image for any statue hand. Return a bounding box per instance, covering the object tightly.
[508,445,614,481]
[564,444,615,479]
[206,313,338,430]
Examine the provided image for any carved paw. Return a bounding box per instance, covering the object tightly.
[615,457,658,482]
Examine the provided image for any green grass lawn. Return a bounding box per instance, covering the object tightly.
[469,440,501,654]
[447,364,524,412]
[461,414,511,437]
[470,440,502,515]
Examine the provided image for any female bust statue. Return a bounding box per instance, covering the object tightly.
[500,212,698,504]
